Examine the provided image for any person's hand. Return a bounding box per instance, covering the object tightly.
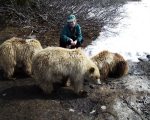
[69,38,74,44]
[73,40,77,45]
[70,39,76,46]
[72,41,77,46]
[70,39,77,46]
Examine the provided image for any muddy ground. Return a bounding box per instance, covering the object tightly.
[0,60,150,120]
[0,27,150,120]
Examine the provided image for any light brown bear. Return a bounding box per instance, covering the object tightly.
[0,37,43,79]
[32,47,101,95]
[91,50,128,81]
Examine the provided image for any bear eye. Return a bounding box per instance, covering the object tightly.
[89,67,95,73]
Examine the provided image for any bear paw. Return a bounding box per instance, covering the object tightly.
[79,90,88,97]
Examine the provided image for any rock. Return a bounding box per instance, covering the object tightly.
[101,105,106,110]
[2,93,7,96]
[69,108,75,112]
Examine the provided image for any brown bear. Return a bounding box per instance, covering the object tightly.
[32,47,101,95]
[0,37,43,79]
[91,50,128,81]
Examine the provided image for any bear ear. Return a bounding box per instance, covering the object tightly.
[89,67,95,73]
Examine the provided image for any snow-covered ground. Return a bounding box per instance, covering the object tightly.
[85,0,150,62]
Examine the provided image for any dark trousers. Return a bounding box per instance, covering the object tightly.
[59,38,83,49]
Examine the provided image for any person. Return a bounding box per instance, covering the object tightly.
[60,14,83,48]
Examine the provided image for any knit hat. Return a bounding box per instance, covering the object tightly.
[67,14,76,22]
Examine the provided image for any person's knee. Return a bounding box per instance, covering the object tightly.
[77,39,83,46]
[60,38,66,47]
[81,39,84,44]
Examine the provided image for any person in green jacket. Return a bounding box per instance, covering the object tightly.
[60,14,83,48]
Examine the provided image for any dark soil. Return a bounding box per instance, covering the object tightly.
[0,75,121,120]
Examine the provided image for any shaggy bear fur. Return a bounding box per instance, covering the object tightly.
[0,37,42,79]
[91,50,128,81]
[32,47,101,95]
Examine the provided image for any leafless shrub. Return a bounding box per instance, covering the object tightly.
[0,0,128,27]
[0,0,140,44]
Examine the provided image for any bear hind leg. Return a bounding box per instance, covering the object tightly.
[23,62,32,77]
[3,66,15,80]
[109,61,128,78]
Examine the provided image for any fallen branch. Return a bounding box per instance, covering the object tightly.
[119,96,146,120]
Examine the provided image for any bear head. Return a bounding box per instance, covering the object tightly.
[85,65,101,85]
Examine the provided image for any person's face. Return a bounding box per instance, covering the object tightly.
[68,20,76,28]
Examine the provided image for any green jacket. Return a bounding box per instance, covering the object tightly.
[60,24,83,44]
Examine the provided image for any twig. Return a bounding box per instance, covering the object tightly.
[102,111,119,120]
[0,7,25,19]
[119,96,146,120]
